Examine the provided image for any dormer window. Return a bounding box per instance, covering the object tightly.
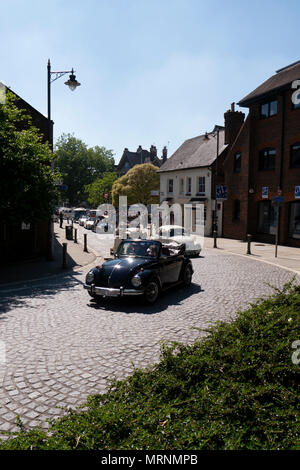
[260,100,278,119]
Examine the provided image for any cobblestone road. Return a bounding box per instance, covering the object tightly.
[0,241,298,435]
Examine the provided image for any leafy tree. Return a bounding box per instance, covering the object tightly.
[85,172,118,207]
[112,163,160,206]
[0,91,59,224]
[55,134,114,206]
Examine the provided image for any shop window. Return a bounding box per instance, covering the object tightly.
[257,201,278,235]
[289,202,300,239]
[233,200,240,221]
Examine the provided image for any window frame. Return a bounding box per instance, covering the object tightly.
[197,176,205,195]
[260,99,278,119]
[259,147,276,171]
[233,152,242,173]
[290,142,300,168]
[186,177,192,195]
[233,200,240,222]
[167,178,173,194]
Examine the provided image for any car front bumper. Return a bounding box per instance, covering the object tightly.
[84,284,144,297]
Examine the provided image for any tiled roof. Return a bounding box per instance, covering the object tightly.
[117,149,162,173]
[238,61,300,106]
[158,127,226,173]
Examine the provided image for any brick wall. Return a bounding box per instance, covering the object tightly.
[223,88,300,247]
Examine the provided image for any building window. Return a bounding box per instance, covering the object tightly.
[233,200,240,221]
[290,143,300,168]
[257,201,278,234]
[259,148,276,171]
[260,100,278,119]
[234,152,241,173]
[289,202,300,239]
[179,178,184,194]
[197,176,205,194]
[167,179,173,193]
[186,177,192,195]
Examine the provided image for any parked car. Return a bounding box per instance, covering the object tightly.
[84,217,96,230]
[152,225,202,256]
[84,239,194,304]
[73,208,87,223]
[79,216,88,226]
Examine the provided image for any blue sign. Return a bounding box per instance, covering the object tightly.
[60,184,68,191]
[262,186,268,199]
[216,185,227,200]
[295,186,300,199]
[272,195,284,204]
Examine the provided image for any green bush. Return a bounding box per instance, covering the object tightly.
[1,281,299,450]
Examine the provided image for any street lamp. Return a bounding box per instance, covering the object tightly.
[46,59,81,260]
[47,59,81,149]
[212,128,219,235]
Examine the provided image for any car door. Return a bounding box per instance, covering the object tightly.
[159,250,183,286]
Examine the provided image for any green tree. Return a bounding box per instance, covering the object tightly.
[0,91,59,224]
[112,163,160,206]
[55,134,114,206]
[85,172,118,207]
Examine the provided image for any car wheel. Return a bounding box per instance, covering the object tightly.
[182,265,193,286]
[88,290,97,299]
[144,280,160,304]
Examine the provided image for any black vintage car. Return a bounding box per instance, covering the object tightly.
[84,239,194,304]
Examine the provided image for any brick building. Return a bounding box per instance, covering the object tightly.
[222,61,300,247]
[0,85,53,263]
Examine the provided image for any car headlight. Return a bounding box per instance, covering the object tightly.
[86,271,95,284]
[131,274,142,288]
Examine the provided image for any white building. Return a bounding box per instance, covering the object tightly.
[158,126,227,236]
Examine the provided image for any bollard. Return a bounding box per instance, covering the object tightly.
[213,230,217,248]
[247,234,252,255]
[62,243,68,269]
[74,228,78,243]
[84,233,88,252]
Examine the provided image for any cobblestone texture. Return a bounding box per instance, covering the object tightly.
[0,247,298,434]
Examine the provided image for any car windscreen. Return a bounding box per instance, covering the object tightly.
[117,241,160,258]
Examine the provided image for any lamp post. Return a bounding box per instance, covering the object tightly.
[213,128,219,236]
[47,59,81,149]
[46,59,81,260]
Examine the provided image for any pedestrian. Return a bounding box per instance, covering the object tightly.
[59,211,63,228]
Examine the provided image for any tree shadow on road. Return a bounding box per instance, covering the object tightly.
[0,272,82,317]
[87,282,203,315]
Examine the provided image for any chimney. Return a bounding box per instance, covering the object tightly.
[162,146,167,163]
[224,102,245,147]
[150,145,157,160]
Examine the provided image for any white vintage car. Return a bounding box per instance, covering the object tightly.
[84,217,97,230]
[152,225,202,256]
[78,216,88,226]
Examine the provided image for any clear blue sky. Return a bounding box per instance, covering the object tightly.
[1,0,299,163]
